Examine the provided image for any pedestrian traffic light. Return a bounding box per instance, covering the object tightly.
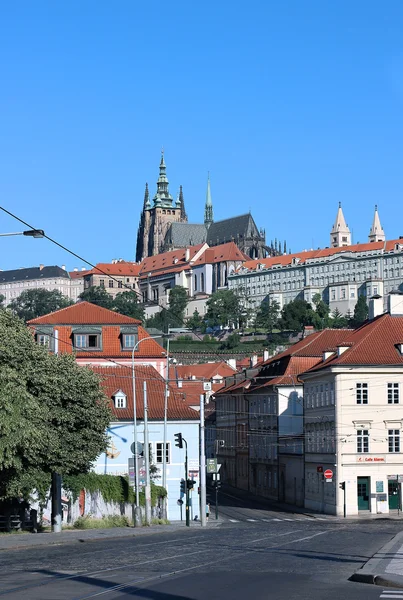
[187,479,196,490]
[174,433,183,448]
[339,481,345,490]
[180,479,186,494]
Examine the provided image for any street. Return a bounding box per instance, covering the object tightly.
[0,494,402,600]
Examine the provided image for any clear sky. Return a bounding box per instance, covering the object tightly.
[1,1,403,270]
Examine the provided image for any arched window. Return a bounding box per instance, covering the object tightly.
[201,272,205,292]
[194,274,197,292]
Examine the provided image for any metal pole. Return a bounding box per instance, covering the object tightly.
[51,473,62,533]
[132,345,141,527]
[215,483,218,520]
[162,332,170,519]
[200,393,207,527]
[185,439,189,527]
[343,484,346,519]
[144,381,152,525]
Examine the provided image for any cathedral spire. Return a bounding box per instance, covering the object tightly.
[178,185,187,220]
[330,202,351,247]
[143,182,150,209]
[204,172,214,226]
[368,204,385,242]
[153,150,173,206]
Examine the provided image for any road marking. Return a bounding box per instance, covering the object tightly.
[272,518,283,521]
[229,519,239,523]
[247,519,257,522]
[282,518,293,521]
[380,594,403,599]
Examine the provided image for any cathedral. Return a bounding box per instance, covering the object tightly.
[135,154,275,262]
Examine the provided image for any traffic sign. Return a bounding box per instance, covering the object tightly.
[207,459,217,473]
[324,469,333,480]
[317,466,323,473]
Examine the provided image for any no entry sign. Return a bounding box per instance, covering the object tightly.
[324,469,333,480]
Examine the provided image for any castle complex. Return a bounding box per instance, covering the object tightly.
[135,154,273,262]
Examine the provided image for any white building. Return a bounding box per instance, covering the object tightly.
[0,265,74,304]
[228,205,403,316]
[301,292,403,515]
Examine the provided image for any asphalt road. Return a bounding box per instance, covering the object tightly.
[0,497,402,600]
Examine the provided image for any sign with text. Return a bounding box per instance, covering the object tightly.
[207,459,217,473]
[357,456,385,463]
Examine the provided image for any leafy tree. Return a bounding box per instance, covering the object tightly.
[331,308,348,329]
[8,289,73,322]
[79,286,114,309]
[0,310,111,500]
[278,299,315,332]
[311,293,331,330]
[206,290,243,328]
[112,291,144,321]
[187,309,204,331]
[351,295,368,327]
[0,294,5,308]
[256,299,280,333]
[220,332,240,350]
[168,286,188,325]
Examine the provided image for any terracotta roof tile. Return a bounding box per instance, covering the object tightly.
[173,361,236,381]
[28,301,142,325]
[191,242,247,265]
[85,262,141,277]
[139,244,206,276]
[90,365,198,421]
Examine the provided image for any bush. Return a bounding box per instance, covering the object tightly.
[151,518,170,525]
[73,515,130,529]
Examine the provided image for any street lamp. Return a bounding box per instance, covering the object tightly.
[0,229,45,238]
[131,335,163,527]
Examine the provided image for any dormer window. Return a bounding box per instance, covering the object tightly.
[123,334,136,349]
[113,390,127,409]
[120,327,139,350]
[37,334,50,347]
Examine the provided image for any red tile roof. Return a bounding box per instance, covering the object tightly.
[305,313,403,372]
[28,301,142,325]
[139,244,206,277]
[173,361,236,381]
[240,238,403,272]
[90,365,198,421]
[261,329,352,363]
[191,242,248,265]
[85,262,141,277]
[69,270,91,279]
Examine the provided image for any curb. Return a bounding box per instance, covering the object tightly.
[349,572,403,589]
[349,530,403,589]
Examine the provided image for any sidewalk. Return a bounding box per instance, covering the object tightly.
[351,531,403,588]
[0,520,219,552]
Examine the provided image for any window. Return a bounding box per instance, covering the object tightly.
[118,280,123,288]
[356,383,368,404]
[388,383,399,404]
[194,274,197,291]
[389,429,400,453]
[357,429,369,453]
[123,334,136,349]
[114,394,126,408]
[37,334,50,347]
[100,279,105,288]
[341,288,346,299]
[156,442,170,464]
[201,272,205,292]
[109,280,114,288]
[74,334,100,349]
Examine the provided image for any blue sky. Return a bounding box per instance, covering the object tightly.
[1,1,403,270]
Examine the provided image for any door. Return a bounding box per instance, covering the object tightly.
[357,477,370,510]
[388,481,400,510]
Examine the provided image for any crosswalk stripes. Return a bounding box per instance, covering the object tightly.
[380,591,403,599]
[224,515,334,524]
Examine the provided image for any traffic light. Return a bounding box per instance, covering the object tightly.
[187,479,196,490]
[180,479,186,495]
[174,433,183,448]
[339,481,345,490]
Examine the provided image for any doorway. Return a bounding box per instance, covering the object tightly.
[388,481,400,510]
[357,477,370,510]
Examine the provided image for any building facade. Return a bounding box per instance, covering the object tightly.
[0,265,73,305]
[81,260,141,298]
[229,206,403,316]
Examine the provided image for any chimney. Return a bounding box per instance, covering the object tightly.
[178,380,183,388]
[388,291,403,316]
[226,358,236,370]
[81,267,86,271]
[263,349,270,362]
[185,248,190,261]
[250,354,258,367]
[61,265,66,271]
[39,264,44,271]
[74,267,78,272]
[368,295,383,319]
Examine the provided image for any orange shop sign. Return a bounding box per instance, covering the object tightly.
[356,456,386,463]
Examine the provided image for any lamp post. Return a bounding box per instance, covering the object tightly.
[162,328,171,520]
[131,335,162,527]
[0,229,45,238]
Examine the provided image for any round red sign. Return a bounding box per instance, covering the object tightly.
[324,469,333,479]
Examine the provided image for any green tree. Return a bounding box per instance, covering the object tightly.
[168,286,188,325]
[331,308,349,329]
[0,294,5,308]
[278,299,315,332]
[206,290,243,328]
[8,289,73,322]
[79,286,114,309]
[256,299,280,333]
[112,291,144,321]
[220,332,240,350]
[312,293,331,330]
[351,295,368,327]
[187,309,204,331]
[0,310,111,500]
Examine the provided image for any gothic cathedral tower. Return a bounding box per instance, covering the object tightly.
[135,153,188,261]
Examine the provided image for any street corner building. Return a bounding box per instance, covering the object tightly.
[90,365,200,521]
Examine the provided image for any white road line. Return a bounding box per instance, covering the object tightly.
[247,519,257,522]
[380,595,403,599]
[272,518,283,521]
[282,518,293,521]
[229,519,239,523]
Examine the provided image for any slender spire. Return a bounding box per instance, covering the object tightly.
[368,204,385,242]
[178,185,187,220]
[153,150,173,206]
[143,182,150,209]
[330,202,351,247]
[204,172,214,225]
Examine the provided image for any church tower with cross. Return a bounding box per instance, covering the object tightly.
[135,152,188,262]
